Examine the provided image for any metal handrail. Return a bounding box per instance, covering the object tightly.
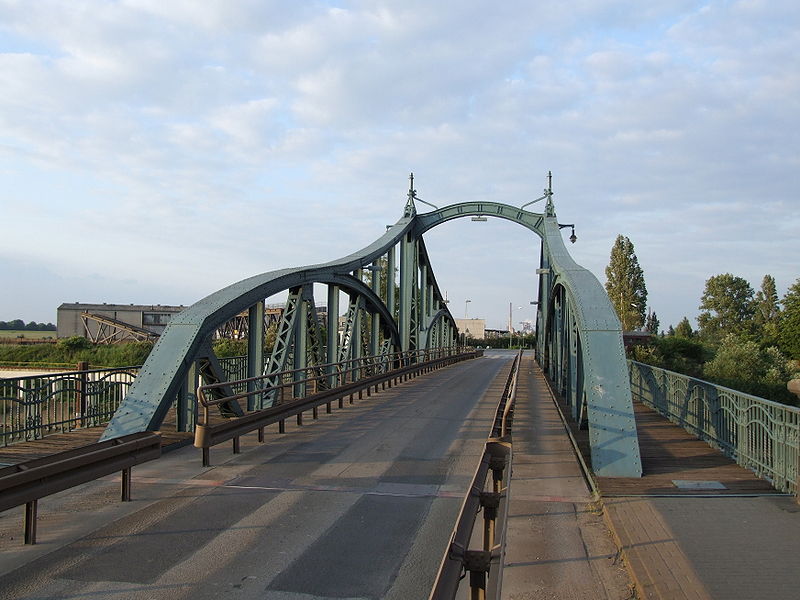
[629,360,800,493]
[430,350,522,600]
[1,365,140,445]
[194,348,480,466]
[0,431,161,544]
[0,355,249,446]
[197,347,459,411]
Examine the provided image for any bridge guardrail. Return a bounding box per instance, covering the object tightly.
[629,360,800,494]
[196,348,482,467]
[0,431,161,544]
[0,356,247,446]
[429,350,521,600]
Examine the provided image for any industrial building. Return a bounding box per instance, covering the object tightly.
[454,318,485,339]
[57,301,330,343]
[57,303,188,342]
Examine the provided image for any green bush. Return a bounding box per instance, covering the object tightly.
[0,339,154,368]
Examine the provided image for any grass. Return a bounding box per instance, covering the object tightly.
[0,330,57,340]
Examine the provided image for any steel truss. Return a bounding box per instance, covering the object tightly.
[102,181,641,477]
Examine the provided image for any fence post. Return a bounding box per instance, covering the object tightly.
[76,361,89,427]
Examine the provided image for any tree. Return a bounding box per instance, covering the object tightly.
[754,275,780,323]
[696,274,754,343]
[754,274,781,346]
[675,317,694,338]
[778,278,800,359]
[703,334,798,402]
[605,235,647,330]
[704,335,769,383]
[645,311,660,335]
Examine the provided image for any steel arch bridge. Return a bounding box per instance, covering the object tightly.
[101,178,642,477]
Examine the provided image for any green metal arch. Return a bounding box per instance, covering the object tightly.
[101,194,641,477]
[410,200,641,477]
[101,216,438,439]
[422,307,457,349]
[413,201,546,238]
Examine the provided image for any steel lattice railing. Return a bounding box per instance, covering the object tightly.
[629,360,800,493]
[0,356,247,446]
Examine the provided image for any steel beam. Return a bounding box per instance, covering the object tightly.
[399,233,414,351]
[293,291,308,399]
[327,285,339,387]
[247,301,265,411]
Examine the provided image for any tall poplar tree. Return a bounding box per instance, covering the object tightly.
[646,311,660,335]
[605,235,647,330]
[778,278,800,359]
[674,317,694,338]
[754,274,781,345]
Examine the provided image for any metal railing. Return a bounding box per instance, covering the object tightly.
[195,347,473,466]
[0,366,139,446]
[0,356,248,446]
[629,360,800,493]
[199,347,463,419]
[430,350,522,600]
[0,431,161,544]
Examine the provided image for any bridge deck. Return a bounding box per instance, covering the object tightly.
[551,370,799,600]
[0,353,515,598]
[560,396,778,496]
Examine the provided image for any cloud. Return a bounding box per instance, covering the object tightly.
[0,0,797,332]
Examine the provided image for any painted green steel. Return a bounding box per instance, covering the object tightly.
[326,285,339,388]
[413,201,641,477]
[399,232,415,351]
[629,360,800,493]
[101,192,640,478]
[246,301,264,411]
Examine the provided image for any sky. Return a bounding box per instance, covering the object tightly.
[0,0,798,332]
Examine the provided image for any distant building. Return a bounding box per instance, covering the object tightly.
[455,318,485,339]
[484,328,509,339]
[58,301,330,343]
[57,302,187,342]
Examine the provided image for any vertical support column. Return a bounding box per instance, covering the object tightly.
[247,300,265,411]
[399,234,415,352]
[419,264,428,349]
[177,360,197,432]
[370,263,381,358]
[293,295,308,399]
[352,300,362,380]
[327,285,339,387]
[536,242,552,366]
[387,245,396,322]
[411,242,420,352]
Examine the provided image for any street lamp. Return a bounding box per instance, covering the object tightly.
[465,299,471,319]
[558,223,577,243]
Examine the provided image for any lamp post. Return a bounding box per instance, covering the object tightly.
[465,299,471,319]
[508,304,524,349]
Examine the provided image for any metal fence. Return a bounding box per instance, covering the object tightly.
[0,366,139,446]
[628,360,800,493]
[0,356,248,447]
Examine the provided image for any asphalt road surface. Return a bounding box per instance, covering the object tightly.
[0,352,515,600]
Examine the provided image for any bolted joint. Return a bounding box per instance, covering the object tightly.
[463,549,493,573]
[479,490,503,511]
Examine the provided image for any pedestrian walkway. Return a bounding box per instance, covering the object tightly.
[548,365,800,600]
[501,356,633,599]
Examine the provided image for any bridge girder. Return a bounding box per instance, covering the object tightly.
[101,192,641,478]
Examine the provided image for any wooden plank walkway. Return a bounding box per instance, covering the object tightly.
[557,397,779,496]
[0,409,195,465]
